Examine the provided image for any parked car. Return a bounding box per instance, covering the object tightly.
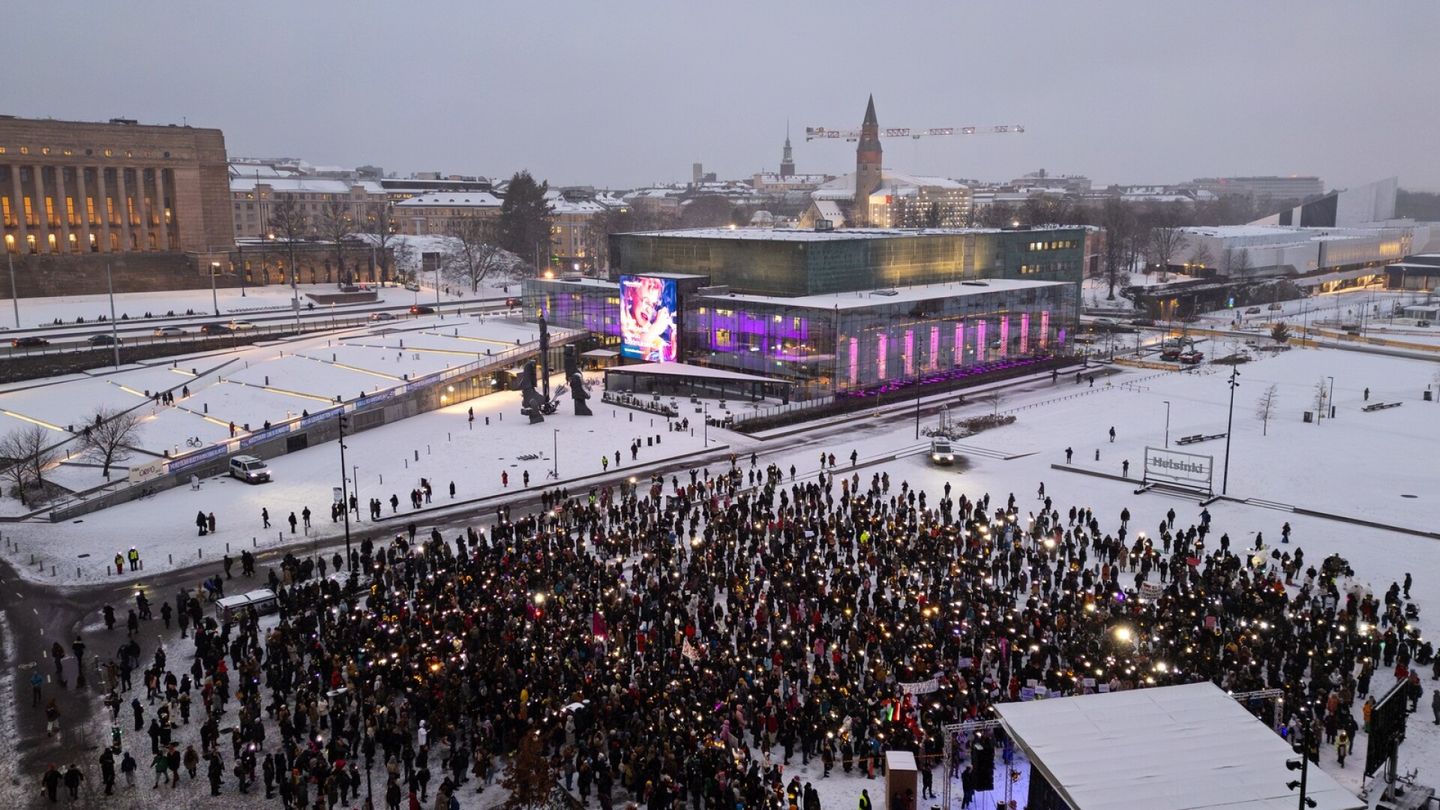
[10,336,49,348]
[227,320,257,331]
[409,304,435,315]
[403,281,421,292]
[154,326,187,337]
[505,297,521,308]
[929,439,956,466]
[199,323,232,335]
[87,333,121,346]
[1160,347,1182,361]
[228,455,271,484]
[368,311,397,322]
[1268,303,1284,310]
[1129,318,1156,327]
[1244,306,1262,314]
[1178,351,1204,365]
[1417,320,1431,328]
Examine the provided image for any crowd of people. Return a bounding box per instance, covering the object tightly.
[36,451,1437,809]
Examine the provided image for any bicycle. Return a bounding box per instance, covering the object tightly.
[184,436,204,448]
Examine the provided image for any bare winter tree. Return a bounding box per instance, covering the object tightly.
[316,200,355,284]
[1148,226,1189,283]
[363,201,400,283]
[82,407,141,479]
[1222,247,1252,277]
[1313,377,1329,418]
[267,196,310,290]
[1100,198,1135,300]
[502,729,556,810]
[1255,384,1279,436]
[444,215,508,292]
[0,425,58,505]
[982,388,1004,415]
[1189,242,1214,274]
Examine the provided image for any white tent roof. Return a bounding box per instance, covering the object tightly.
[996,682,1362,810]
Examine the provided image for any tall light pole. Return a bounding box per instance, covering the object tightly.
[351,463,360,521]
[105,262,120,369]
[552,428,559,479]
[337,413,353,568]
[702,402,709,447]
[1326,376,1335,421]
[1222,367,1239,495]
[7,253,18,329]
[1162,400,1171,448]
[209,261,220,317]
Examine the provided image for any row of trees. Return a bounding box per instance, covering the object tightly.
[263,171,559,292]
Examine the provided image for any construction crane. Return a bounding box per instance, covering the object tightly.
[804,124,1024,142]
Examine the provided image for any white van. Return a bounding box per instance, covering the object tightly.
[228,455,271,484]
[215,588,279,622]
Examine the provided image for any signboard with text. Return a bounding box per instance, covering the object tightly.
[1142,446,1213,493]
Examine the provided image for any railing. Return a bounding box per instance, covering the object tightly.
[44,327,582,520]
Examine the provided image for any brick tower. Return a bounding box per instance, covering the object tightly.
[853,94,883,227]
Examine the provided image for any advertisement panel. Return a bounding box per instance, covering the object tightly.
[127,458,168,485]
[619,275,679,362]
[1142,446,1213,491]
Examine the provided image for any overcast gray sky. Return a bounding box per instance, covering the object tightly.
[7,1,1438,191]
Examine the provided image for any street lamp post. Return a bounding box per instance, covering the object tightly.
[702,403,709,447]
[1326,376,1335,421]
[338,413,353,568]
[552,428,559,479]
[7,253,18,329]
[1222,367,1240,495]
[209,262,220,317]
[352,464,360,521]
[105,262,120,369]
[1163,400,1171,448]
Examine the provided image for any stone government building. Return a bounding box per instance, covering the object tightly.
[0,114,239,297]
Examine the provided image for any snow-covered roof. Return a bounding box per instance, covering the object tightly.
[815,171,968,194]
[701,278,1069,310]
[810,200,846,226]
[996,682,1361,810]
[231,177,384,195]
[395,192,502,208]
[550,198,607,215]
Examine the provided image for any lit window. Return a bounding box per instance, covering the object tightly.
[19,146,28,155]
[40,147,50,155]
[104,149,113,157]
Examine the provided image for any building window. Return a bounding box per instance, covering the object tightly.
[19,146,28,155]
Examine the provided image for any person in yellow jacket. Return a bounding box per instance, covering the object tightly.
[1336,729,1349,767]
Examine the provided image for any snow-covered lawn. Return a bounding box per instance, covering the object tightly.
[1,384,725,584]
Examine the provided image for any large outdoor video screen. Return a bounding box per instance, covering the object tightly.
[619,275,679,362]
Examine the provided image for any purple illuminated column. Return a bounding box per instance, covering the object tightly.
[929,326,940,371]
[876,333,888,381]
[903,329,914,377]
[848,337,859,387]
[1040,311,1050,349]
[976,320,987,361]
[953,322,964,366]
[1020,313,1030,355]
[998,317,1009,359]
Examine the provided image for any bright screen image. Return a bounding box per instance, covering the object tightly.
[619,275,679,361]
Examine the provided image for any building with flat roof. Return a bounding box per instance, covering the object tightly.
[527,226,1083,396]
[395,191,502,236]
[610,226,1086,296]
[1,114,234,296]
[1192,175,1324,201]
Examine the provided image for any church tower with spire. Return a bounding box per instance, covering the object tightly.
[854,94,883,227]
[779,124,796,178]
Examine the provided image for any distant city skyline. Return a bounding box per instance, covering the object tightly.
[6,1,1439,191]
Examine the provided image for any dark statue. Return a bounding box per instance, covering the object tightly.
[569,371,592,416]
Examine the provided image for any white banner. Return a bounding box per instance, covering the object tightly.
[127,458,168,485]
[1143,446,1213,490]
[1140,582,1164,601]
[900,678,940,695]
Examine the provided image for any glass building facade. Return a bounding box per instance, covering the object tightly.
[684,280,1077,397]
[611,227,1086,296]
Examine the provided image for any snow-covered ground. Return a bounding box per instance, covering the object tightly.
[5,325,1440,807]
[0,315,564,511]
[1,281,510,333]
[1,383,724,584]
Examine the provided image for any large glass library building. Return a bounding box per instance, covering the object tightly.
[523,227,1084,397]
